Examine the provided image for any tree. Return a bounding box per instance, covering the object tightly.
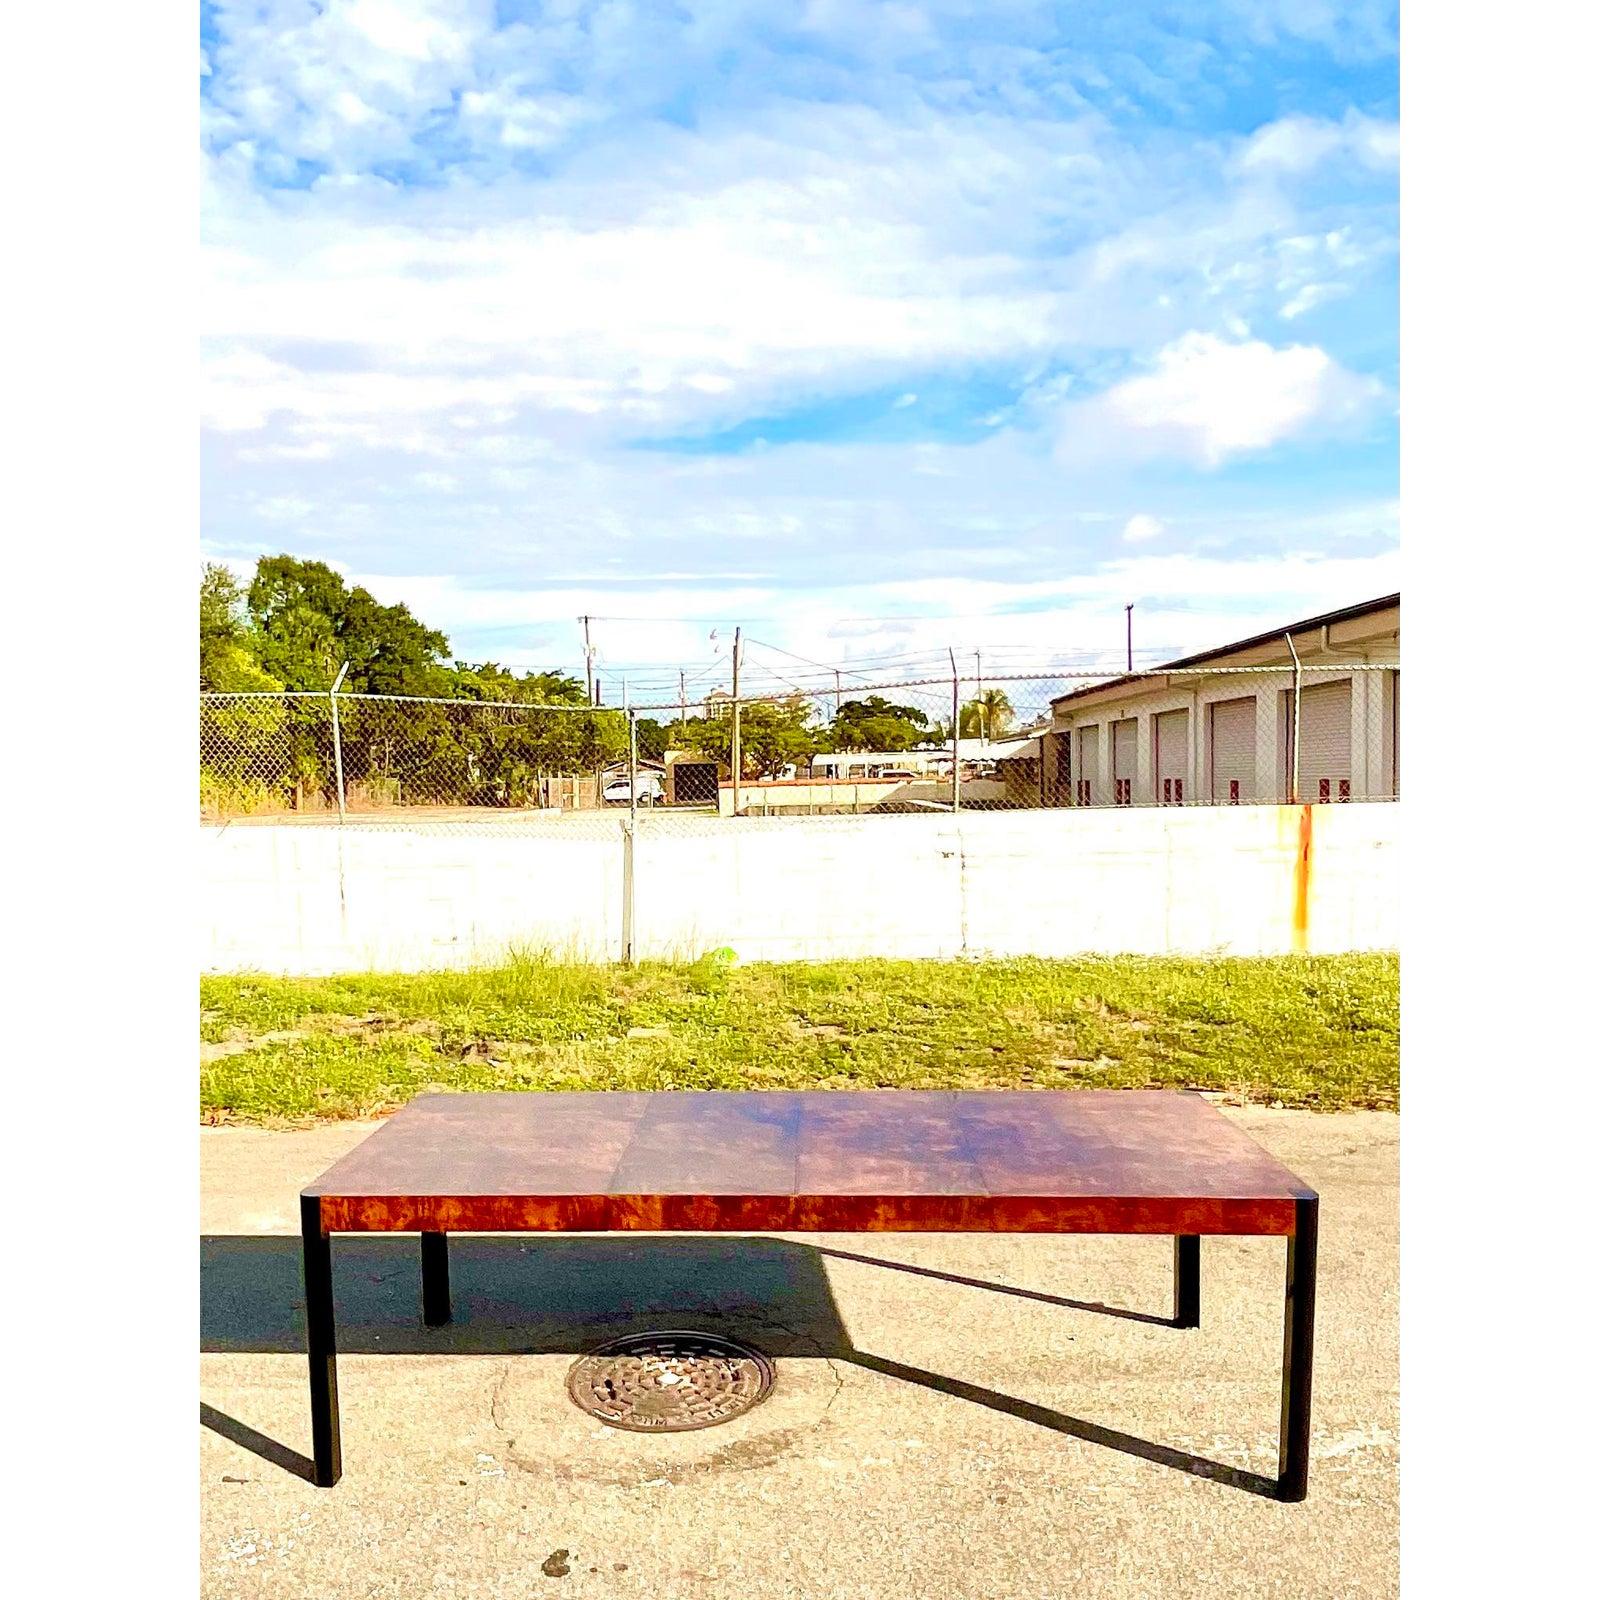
[447,663,589,706]
[830,695,930,753]
[959,688,1014,741]
[246,554,449,694]
[741,701,820,777]
[198,555,657,811]
[674,700,819,778]
[635,719,671,762]
[243,556,346,689]
[339,586,452,695]
[200,563,280,692]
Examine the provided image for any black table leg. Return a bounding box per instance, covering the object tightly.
[421,1231,451,1326]
[1173,1235,1200,1328]
[1276,1195,1319,1502]
[299,1195,341,1488]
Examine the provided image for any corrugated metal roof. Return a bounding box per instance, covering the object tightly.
[1050,592,1399,709]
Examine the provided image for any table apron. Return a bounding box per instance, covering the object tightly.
[312,1194,1300,1236]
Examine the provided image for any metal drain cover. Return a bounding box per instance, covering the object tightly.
[566,1330,775,1432]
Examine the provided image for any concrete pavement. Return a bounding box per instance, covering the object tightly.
[201,1106,1398,1599]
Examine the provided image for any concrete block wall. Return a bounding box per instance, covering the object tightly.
[202,804,1398,973]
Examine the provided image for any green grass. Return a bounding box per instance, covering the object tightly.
[200,951,1397,1124]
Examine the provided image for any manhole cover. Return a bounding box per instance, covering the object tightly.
[566,1331,775,1432]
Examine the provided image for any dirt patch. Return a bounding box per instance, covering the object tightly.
[321,1015,439,1038]
[200,1028,311,1064]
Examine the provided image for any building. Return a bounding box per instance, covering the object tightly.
[982,726,1051,804]
[805,749,945,780]
[1038,594,1399,807]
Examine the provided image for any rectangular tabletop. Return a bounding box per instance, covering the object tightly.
[304,1090,1315,1236]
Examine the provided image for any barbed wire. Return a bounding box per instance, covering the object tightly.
[625,660,1396,712]
[202,690,620,714]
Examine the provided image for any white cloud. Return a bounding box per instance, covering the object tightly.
[1059,331,1383,468]
[199,13,1397,672]
[201,84,1394,468]
[458,82,594,151]
[1235,111,1399,177]
[253,494,316,523]
[200,106,1106,449]
[205,0,497,170]
[1279,281,1338,320]
[1122,513,1165,543]
[1222,0,1397,58]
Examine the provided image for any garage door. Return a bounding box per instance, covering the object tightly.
[1297,679,1351,802]
[1154,709,1189,804]
[1112,718,1137,804]
[1210,697,1256,803]
[1075,725,1099,805]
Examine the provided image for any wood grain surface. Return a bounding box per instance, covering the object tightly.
[305,1090,1316,1237]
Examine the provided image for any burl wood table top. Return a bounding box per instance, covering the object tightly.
[304,1090,1315,1237]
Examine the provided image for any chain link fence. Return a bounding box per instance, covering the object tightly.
[201,661,1397,828]
[200,692,628,825]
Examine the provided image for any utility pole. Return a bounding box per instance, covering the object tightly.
[834,668,842,721]
[976,647,984,746]
[679,669,688,736]
[1125,604,1133,673]
[581,615,595,704]
[730,626,743,817]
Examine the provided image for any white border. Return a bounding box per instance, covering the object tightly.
[1403,2,1598,1584]
[6,1,196,1577]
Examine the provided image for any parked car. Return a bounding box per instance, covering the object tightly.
[602,773,664,805]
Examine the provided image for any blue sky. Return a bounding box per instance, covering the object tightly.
[200,1,1398,699]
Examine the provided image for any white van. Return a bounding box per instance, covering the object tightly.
[602,772,665,805]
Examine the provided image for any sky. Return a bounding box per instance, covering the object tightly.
[200,0,1398,704]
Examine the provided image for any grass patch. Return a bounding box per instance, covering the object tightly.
[200,952,1397,1124]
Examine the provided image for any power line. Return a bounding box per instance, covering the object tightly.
[744,637,884,688]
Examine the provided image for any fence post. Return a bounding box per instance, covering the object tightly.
[621,707,639,964]
[329,662,350,822]
[1284,633,1303,804]
[948,650,961,812]
[620,818,636,965]
[730,626,742,818]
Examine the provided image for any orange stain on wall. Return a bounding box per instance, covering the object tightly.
[1292,803,1314,952]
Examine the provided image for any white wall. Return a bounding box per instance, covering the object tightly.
[202,804,1398,973]
[201,818,623,973]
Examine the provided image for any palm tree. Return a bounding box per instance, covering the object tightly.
[959,688,1015,741]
